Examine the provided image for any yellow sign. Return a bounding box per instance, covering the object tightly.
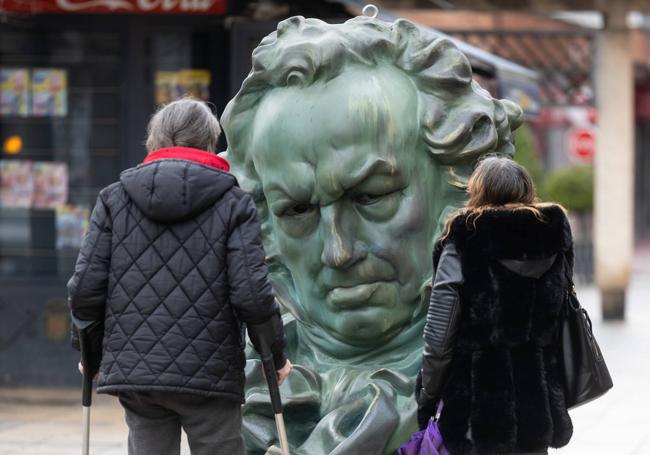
[155,69,211,106]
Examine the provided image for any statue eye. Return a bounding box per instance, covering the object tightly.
[354,193,383,206]
[283,203,317,217]
[354,189,402,221]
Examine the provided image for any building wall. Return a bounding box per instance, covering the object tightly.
[0,13,230,386]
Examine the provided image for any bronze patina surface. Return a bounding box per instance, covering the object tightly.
[221,14,522,454]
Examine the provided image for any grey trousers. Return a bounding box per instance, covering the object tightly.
[118,391,244,455]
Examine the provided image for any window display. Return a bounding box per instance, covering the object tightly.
[56,205,90,250]
[0,160,34,208]
[32,162,69,209]
[32,69,68,117]
[1,26,122,278]
[155,69,211,105]
[0,68,30,117]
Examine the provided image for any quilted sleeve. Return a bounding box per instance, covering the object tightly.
[227,193,287,368]
[67,192,112,354]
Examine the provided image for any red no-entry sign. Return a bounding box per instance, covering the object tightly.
[568,128,595,163]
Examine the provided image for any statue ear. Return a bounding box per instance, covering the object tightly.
[434,165,470,240]
[491,99,524,157]
[248,201,304,322]
[254,198,308,324]
[266,248,307,323]
[502,98,524,132]
[226,152,308,322]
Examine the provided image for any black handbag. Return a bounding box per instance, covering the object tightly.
[561,279,613,409]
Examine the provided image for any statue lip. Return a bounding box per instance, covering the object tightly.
[326,282,385,309]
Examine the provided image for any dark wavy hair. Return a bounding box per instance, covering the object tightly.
[467,155,537,208]
[439,155,559,243]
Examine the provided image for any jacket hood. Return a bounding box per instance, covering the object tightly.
[120,147,236,223]
[444,204,572,260]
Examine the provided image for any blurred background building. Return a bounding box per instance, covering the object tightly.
[0,0,648,387]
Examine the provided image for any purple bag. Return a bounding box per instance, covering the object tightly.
[397,419,451,455]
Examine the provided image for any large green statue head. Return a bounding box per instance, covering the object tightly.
[223,15,521,357]
[222,14,522,455]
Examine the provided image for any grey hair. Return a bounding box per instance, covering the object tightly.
[145,98,221,153]
[222,15,523,200]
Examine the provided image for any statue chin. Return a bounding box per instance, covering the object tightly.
[312,313,413,350]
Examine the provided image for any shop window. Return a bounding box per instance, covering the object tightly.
[1,25,123,278]
[150,31,212,106]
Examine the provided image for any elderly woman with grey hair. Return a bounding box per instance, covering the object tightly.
[67,98,292,455]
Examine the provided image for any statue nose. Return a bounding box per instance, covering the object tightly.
[320,207,367,269]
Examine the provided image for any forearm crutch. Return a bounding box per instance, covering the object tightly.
[76,321,99,455]
[258,339,290,455]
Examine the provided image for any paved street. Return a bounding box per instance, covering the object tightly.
[1,253,649,455]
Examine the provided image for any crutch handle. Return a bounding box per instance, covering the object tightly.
[78,327,93,407]
[251,323,290,454]
[248,319,290,454]
[76,320,101,407]
[249,319,284,414]
[260,352,282,414]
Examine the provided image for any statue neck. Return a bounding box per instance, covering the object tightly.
[295,312,426,370]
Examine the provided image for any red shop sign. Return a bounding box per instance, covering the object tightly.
[567,127,595,163]
[0,0,227,15]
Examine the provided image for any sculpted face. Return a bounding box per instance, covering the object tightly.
[249,66,446,348]
[223,16,524,455]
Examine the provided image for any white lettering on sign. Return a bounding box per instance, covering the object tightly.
[56,0,134,11]
[56,0,219,11]
[137,0,218,11]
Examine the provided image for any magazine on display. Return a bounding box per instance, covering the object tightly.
[0,68,30,117]
[0,160,34,207]
[32,69,67,117]
[32,162,69,209]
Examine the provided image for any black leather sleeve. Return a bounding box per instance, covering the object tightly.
[419,242,463,405]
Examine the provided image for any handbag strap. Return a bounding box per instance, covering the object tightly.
[563,250,576,293]
[556,252,576,340]
[562,253,598,342]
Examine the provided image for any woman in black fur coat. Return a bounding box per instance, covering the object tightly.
[416,155,574,455]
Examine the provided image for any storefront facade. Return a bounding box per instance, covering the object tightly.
[0,0,535,386]
[0,0,353,386]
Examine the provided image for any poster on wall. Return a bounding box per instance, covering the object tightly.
[0,68,30,117]
[32,69,67,117]
[0,160,34,207]
[155,69,211,105]
[56,205,90,249]
[32,162,69,208]
[155,71,181,106]
[179,69,211,102]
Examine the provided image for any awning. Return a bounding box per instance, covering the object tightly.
[331,0,541,115]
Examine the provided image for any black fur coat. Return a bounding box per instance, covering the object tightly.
[434,204,574,454]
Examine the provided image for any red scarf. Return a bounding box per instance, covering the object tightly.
[144,147,230,172]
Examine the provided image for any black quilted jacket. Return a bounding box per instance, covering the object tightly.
[68,147,286,402]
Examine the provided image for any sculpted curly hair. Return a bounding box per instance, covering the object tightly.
[221,15,523,201]
[220,14,524,322]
